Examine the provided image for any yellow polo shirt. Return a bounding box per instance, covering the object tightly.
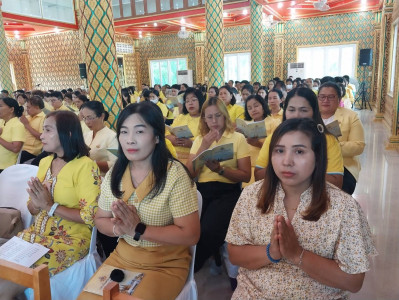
[0,117,26,169]
[156,101,169,118]
[190,131,250,184]
[227,104,245,122]
[54,104,70,111]
[255,132,344,175]
[22,111,45,156]
[165,138,177,159]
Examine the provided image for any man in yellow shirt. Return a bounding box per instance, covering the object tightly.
[19,95,46,163]
[50,91,70,111]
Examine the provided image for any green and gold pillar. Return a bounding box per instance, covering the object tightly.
[205,0,224,87]
[375,0,394,119]
[0,5,13,93]
[250,0,264,84]
[273,23,285,80]
[79,0,122,128]
[194,32,205,84]
[370,11,382,106]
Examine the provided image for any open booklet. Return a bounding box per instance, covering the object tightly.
[193,143,234,172]
[107,148,119,157]
[326,120,342,138]
[166,125,194,139]
[83,264,144,296]
[235,119,267,138]
[0,236,49,267]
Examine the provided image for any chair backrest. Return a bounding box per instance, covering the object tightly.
[103,281,140,300]
[0,164,39,228]
[0,259,51,300]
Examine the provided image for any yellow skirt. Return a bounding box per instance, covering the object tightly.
[78,239,191,300]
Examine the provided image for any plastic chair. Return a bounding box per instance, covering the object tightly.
[25,227,102,300]
[0,164,39,228]
[175,190,203,300]
[0,259,51,300]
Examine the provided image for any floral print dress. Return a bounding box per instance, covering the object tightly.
[19,155,100,276]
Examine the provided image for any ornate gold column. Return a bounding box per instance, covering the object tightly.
[194,32,205,84]
[273,23,285,80]
[0,5,13,92]
[205,0,224,87]
[375,0,394,120]
[79,0,122,129]
[370,12,382,106]
[134,39,142,89]
[250,0,264,83]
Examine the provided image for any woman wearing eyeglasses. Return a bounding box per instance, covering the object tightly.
[318,82,365,195]
[81,101,118,176]
[186,97,251,273]
[166,88,204,164]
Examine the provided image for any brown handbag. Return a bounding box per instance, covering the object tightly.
[0,207,24,239]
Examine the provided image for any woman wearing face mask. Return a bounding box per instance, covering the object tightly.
[218,85,245,123]
[255,87,344,190]
[148,89,168,120]
[166,88,205,164]
[226,118,375,300]
[0,97,25,172]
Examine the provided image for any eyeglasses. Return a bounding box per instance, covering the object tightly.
[205,113,223,120]
[82,115,98,122]
[318,95,337,101]
[185,98,198,104]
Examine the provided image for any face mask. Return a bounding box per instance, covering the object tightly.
[313,87,319,91]
[286,84,293,89]
[150,98,158,104]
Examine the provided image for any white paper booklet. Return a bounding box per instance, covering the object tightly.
[0,236,49,267]
[236,119,267,138]
[193,143,234,171]
[166,125,194,139]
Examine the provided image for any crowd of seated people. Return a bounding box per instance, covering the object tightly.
[0,74,374,300]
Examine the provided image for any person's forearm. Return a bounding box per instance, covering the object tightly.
[326,174,343,188]
[96,161,109,174]
[254,167,265,181]
[220,167,250,183]
[228,244,272,269]
[340,141,365,157]
[95,217,117,237]
[52,205,84,223]
[27,200,40,215]
[0,137,21,153]
[300,250,365,293]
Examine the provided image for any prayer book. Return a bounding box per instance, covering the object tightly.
[326,120,342,137]
[107,148,119,157]
[83,264,144,296]
[166,125,194,139]
[0,236,49,267]
[236,119,267,138]
[193,143,234,171]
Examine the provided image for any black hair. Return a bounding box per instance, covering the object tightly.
[50,91,63,100]
[334,76,344,84]
[208,86,219,96]
[1,90,9,94]
[320,76,335,84]
[46,110,89,162]
[182,87,205,115]
[80,101,109,121]
[244,95,271,121]
[219,85,237,105]
[110,102,192,198]
[61,89,67,94]
[31,90,45,98]
[28,95,45,109]
[142,89,151,101]
[73,91,81,97]
[78,94,89,103]
[171,84,181,90]
[253,82,261,86]
[1,97,24,117]
[181,83,189,89]
[273,77,281,82]
[286,79,293,84]
[64,92,73,100]
[343,75,350,82]
[149,89,160,97]
[67,88,73,92]
[241,80,250,84]
[319,81,342,99]
[17,93,28,103]
[268,88,283,100]
[275,81,287,91]
[121,88,130,108]
[242,84,254,95]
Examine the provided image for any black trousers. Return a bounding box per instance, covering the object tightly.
[194,181,242,272]
[19,150,37,164]
[342,167,357,195]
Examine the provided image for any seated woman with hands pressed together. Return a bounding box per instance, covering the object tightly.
[226,118,376,300]
[79,101,200,300]
[0,110,100,300]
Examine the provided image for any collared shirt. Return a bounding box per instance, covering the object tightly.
[22,111,45,156]
[54,104,70,111]
[190,130,250,184]
[226,181,377,300]
[227,104,245,122]
[0,117,26,169]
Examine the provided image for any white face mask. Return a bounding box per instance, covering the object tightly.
[313,87,319,91]
[286,84,293,89]
[150,98,158,104]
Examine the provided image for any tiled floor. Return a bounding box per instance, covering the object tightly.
[195,109,399,300]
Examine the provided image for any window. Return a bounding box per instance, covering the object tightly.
[389,24,398,95]
[149,58,188,86]
[297,43,357,79]
[224,52,251,82]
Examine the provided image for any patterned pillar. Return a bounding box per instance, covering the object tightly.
[370,12,382,106]
[0,6,13,92]
[79,0,122,129]
[205,0,224,87]
[134,39,142,89]
[194,32,205,84]
[250,0,264,83]
[375,0,394,119]
[274,23,285,80]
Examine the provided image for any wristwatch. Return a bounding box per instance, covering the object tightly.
[218,167,225,176]
[133,222,146,241]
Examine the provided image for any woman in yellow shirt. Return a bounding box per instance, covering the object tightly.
[218,85,245,124]
[0,97,25,172]
[166,87,204,164]
[186,97,251,273]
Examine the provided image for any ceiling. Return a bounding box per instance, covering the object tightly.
[3,0,382,39]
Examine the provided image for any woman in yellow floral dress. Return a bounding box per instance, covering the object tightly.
[0,110,100,300]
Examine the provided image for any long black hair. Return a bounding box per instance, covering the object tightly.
[244,95,270,121]
[182,87,205,115]
[111,102,192,198]
[1,97,24,117]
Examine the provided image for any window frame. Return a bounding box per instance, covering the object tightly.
[148,57,188,87]
[388,21,398,97]
[224,51,252,83]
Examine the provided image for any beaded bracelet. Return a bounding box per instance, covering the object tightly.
[266,243,281,263]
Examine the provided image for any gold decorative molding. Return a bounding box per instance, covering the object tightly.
[274,38,284,80]
[195,45,205,84]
